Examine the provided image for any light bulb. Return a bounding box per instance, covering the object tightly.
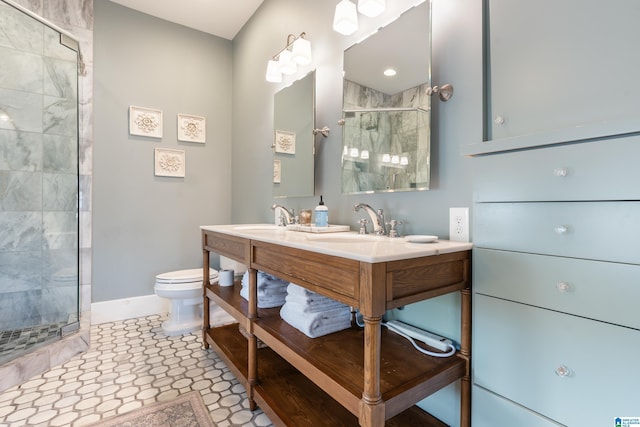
[358,0,385,18]
[350,147,359,157]
[278,50,297,75]
[333,0,358,36]
[360,150,369,160]
[292,37,312,65]
[382,153,391,163]
[265,60,282,83]
[400,156,409,166]
[391,155,400,164]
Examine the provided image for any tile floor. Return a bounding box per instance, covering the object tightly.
[0,314,273,427]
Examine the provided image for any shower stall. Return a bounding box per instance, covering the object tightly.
[0,1,80,364]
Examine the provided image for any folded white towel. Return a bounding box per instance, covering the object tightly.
[239,271,289,308]
[283,297,346,313]
[280,303,352,338]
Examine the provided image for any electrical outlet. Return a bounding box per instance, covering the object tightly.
[449,207,469,242]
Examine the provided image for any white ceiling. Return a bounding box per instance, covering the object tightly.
[109,0,265,40]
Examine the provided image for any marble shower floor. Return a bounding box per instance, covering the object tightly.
[0,315,273,427]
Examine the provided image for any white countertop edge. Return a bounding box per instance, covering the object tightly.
[201,224,472,263]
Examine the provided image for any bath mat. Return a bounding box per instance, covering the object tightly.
[90,391,215,427]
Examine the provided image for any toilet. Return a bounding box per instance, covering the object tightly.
[154,268,218,336]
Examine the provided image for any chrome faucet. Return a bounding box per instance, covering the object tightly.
[353,203,386,236]
[271,204,295,226]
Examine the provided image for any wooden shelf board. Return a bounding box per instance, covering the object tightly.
[206,324,447,427]
[207,282,465,416]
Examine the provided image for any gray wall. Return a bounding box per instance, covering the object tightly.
[93,1,233,302]
[231,0,481,424]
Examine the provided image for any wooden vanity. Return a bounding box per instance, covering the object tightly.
[201,225,472,427]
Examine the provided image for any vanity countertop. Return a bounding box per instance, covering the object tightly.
[201,224,472,263]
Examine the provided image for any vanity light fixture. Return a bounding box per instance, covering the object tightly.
[333,0,358,35]
[358,0,386,18]
[333,0,386,35]
[265,32,313,83]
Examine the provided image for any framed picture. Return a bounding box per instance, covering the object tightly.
[274,130,296,154]
[155,148,185,178]
[129,105,163,138]
[177,113,206,143]
[273,160,281,183]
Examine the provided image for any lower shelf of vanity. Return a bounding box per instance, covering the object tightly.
[205,283,465,426]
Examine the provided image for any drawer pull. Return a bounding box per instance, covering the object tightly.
[556,281,571,293]
[553,167,568,177]
[554,225,569,235]
[555,365,572,377]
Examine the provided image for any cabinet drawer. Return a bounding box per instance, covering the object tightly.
[472,385,564,427]
[474,248,640,330]
[475,201,640,264]
[473,135,640,202]
[473,295,640,427]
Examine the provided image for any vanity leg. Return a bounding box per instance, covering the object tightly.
[360,315,384,427]
[247,267,258,411]
[460,287,472,427]
[202,249,210,350]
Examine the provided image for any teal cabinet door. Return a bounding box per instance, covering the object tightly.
[474,248,640,330]
[472,385,564,427]
[475,201,640,264]
[487,0,640,141]
[474,295,640,426]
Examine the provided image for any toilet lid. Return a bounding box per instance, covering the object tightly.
[156,268,218,284]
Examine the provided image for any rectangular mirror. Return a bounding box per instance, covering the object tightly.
[273,71,315,198]
[341,2,432,194]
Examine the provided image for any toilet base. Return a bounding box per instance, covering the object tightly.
[161,297,202,336]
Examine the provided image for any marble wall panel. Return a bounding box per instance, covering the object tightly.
[43,0,93,31]
[0,88,42,133]
[43,134,77,174]
[0,171,42,210]
[41,285,77,324]
[0,46,43,93]
[43,96,77,137]
[42,172,77,211]
[0,289,42,329]
[0,211,41,251]
[44,57,77,99]
[0,250,42,295]
[43,211,77,250]
[0,2,43,53]
[0,130,42,172]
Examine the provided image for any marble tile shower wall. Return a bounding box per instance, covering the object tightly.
[0,1,80,329]
[342,80,430,193]
[0,0,93,390]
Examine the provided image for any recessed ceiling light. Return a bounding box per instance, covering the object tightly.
[383,68,397,77]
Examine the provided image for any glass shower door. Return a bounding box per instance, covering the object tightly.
[0,0,80,364]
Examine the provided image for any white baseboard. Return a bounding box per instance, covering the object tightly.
[90,294,236,327]
[91,294,169,325]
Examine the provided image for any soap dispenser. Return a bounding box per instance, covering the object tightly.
[314,196,328,227]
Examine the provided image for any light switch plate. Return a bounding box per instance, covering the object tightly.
[449,207,470,242]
